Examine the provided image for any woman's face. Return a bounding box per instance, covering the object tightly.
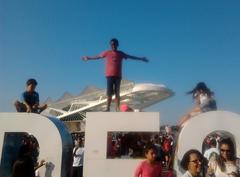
[188,153,202,176]
[220,144,232,160]
[193,91,201,103]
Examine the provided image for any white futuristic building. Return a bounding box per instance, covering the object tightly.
[42,80,174,132]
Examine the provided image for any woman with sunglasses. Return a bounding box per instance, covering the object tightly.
[180,149,203,177]
[178,82,217,127]
[206,138,240,177]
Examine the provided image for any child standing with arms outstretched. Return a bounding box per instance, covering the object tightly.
[82,38,148,112]
[134,144,162,177]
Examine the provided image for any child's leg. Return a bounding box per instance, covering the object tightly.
[114,77,121,111]
[178,114,191,126]
[106,97,112,111]
[115,97,120,112]
[165,154,169,167]
[106,77,114,111]
[14,101,27,112]
[38,104,47,113]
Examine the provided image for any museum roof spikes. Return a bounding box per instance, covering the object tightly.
[57,92,74,101]
[79,86,103,96]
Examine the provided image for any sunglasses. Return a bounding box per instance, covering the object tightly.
[220,149,231,153]
[189,159,202,164]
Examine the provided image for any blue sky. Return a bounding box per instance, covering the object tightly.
[0,0,239,125]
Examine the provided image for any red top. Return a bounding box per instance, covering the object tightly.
[100,50,127,77]
[163,138,171,152]
[134,160,162,177]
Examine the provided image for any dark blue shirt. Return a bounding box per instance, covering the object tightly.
[21,91,39,107]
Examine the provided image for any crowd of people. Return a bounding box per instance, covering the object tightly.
[107,129,175,163]
[133,134,240,177]
[180,137,240,177]
[9,127,240,177]
[11,38,223,177]
[11,78,219,177]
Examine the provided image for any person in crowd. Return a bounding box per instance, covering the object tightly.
[178,82,217,127]
[166,159,174,177]
[204,138,219,162]
[11,135,36,177]
[72,137,84,177]
[134,144,162,177]
[15,134,46,177]
[82,38,149,112]
[162,134,173,169]
[30,136,46,177]
[14,78,47,113]
[10,158,35,177]
[153,135,164,163]
[206,138,240,177]
[120,103,134,112]
[180,149,203,177]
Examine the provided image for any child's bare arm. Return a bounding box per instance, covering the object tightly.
[126,54,149,62]
[82,55,102,61]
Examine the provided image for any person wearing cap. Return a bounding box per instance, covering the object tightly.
[14,78,47,113]
[178,82,217,127]
[82,38,149,112]
[120,104,134,112]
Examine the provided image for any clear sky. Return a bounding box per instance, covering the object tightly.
[1,0,239,125]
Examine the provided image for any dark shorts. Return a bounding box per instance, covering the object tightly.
[106,76,121,97]
[71,166,83,177]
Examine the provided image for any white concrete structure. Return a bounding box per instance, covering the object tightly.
[174,111,240,176]
[0,113,72,177]
[84,112,160,177]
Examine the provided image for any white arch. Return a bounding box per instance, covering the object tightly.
[0,113,73,177]
[174,111,240,176]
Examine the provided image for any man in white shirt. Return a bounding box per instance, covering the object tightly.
[71,138,84,177]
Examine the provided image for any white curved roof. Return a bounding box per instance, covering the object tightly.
[133,83,167,92]
[41,80,174,121]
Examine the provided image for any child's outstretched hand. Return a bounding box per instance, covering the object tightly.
[40,160,46,166]
[82,56,88,61]
[142,57,149,62]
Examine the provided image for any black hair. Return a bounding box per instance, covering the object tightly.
[144,144,157,154]
[209,138,217,147]
[110,38,119,45]
[180,149,203,170]
[26,78,38,86]
[219,138,235,157]
[217,138,236,171]
[187,82,213,98]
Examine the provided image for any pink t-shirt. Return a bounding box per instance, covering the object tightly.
[134,160,162,177]
[100,50,127,77]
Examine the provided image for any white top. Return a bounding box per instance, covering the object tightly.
[209,160,240,177]
[181,171,193,177]
[204,147,219,160]
[72,147,84,167]
[199,94,209,106]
